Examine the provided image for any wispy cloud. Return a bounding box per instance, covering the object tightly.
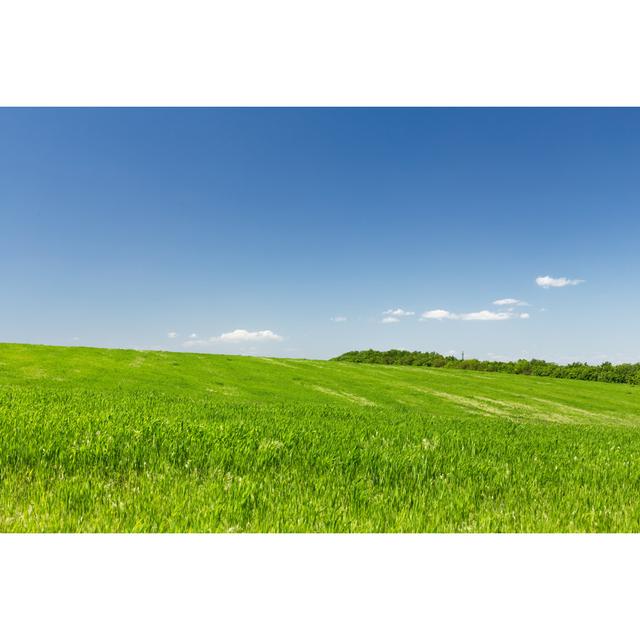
[218,329,283,343]
[382,316,400,324]
[215,329,283,343]
[183,329,283,347]
[493,298,528,306]
[167,331,178,338]
[331,316,347,322]
[383,308,415,318]
[422,308,529,321]
[536,275,584,288]
[422,309,458,320]
[461,310,513,321]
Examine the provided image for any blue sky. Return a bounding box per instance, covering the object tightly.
[1,108,638,362]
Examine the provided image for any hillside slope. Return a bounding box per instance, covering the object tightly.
[1,343,639,426]
[2,343,640,532]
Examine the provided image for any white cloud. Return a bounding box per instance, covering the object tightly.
[189,333,197,338]
[331,316,347,322]
[422,309,458,320]
[215,329,283,343]
[383,308,415,318]
[493,298,528,306]
[461,310,512,321]
[183,329,283,347]
[382,316,400,324]
[536,275,584,288]
[422,308,529,321]
[167,331,178,338]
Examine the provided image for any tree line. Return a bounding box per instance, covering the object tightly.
[332,350,640,385]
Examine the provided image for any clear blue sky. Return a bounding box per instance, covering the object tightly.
[1,108,638,362]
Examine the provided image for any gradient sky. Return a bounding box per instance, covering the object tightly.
[1,108,638,362]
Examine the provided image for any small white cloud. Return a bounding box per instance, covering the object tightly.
[519,312,530,319]
[422,308,529,321]
[184,329,283,347]
[493,298,528,306]
[536,275,584,288]
[215,329,283,343]
[383,308,415,318]
[189,333,197,338]
[382,316,400,324]
[331,316,347,322]
[167,331,178,338]
[422,309,458,320]
[461,310,512,321]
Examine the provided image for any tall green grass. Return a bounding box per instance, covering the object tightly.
[1,343,640,532]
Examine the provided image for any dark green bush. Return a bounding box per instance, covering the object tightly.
[333,350,640,385]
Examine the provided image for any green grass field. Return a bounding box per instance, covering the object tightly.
[2,342,640,532]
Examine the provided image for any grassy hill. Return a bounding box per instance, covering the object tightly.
[2,342,640,532]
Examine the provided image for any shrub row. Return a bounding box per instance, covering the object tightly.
[333,350,640,385]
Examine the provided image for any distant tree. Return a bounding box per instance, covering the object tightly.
[332,350,640,386]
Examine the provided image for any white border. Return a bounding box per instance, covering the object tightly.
[1,534,638,639]
[1,0,639,106]
[2,1,640,636]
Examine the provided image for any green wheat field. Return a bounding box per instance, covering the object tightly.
[2,342,640,532]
